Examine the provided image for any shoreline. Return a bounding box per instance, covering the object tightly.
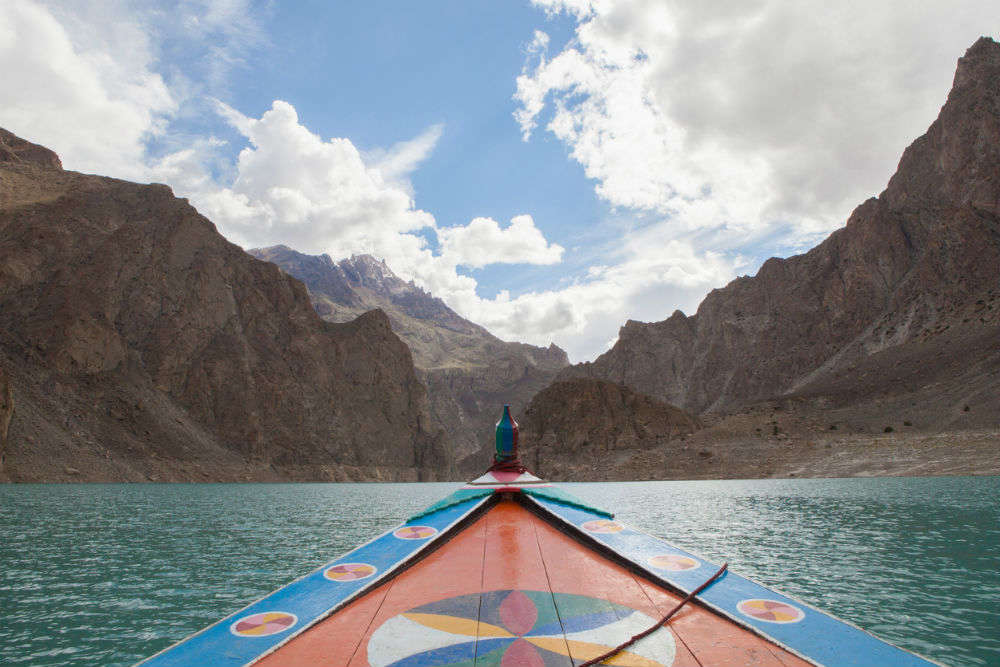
[2,428,997,483]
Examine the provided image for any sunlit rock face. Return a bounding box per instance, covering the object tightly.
[0,131,448,482]
[564,37,1000,417]
[250,245,569,475]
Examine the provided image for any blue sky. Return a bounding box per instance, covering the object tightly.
[2,1,996,361]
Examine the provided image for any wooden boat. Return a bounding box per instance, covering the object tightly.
[138,407,946,666]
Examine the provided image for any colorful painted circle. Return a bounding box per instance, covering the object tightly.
[648,554,700,571]
[324,562,377,582]
[367,589,676,666]
[581,519,624,533]
[393,525,438,540]
[230,611,297,637]
[737,599,805,624]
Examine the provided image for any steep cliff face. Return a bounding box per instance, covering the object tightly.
[519,378,700,480]
[249,246,569,473]
[0,365,12,473]
[567,37,1000,416]
[0,134,448,481]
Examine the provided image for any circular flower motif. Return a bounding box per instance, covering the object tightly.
[648,554,700,571]
[230,611,297,637]
[324,562,377,581]
[581,519,624,533]
[737,599,805,624]
[367,589,675,666]
[393,525,437,540]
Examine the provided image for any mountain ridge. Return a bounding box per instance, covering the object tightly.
[0,133,449,482]
[561,36,1000,419]
[249,245,569,472]
[523,37,999,479]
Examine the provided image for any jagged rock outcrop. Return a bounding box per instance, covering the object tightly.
[0,128,61,169]
[565,37,1000,418]
[0,133,448,482]
[249,246,569,473]
[519,378,700,480]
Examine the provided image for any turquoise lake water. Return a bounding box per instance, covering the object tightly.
[0,477,997,666]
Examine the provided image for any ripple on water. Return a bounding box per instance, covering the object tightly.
[0,478,997,667]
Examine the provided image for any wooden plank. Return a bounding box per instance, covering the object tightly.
[477,500,573,665]
[531,509,702,667]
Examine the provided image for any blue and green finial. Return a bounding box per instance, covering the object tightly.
[494,405,519,464]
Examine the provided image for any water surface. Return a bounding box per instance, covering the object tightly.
[1,477,997,666]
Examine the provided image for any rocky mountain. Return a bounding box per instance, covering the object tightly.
[248,245,569,473]
[0,130,448,482]
[518,378,701,480]
[564,37,1000,424]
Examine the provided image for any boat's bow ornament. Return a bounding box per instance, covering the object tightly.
[136,406,948,667]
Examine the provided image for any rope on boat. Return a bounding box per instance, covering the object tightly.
[579,562,729,666]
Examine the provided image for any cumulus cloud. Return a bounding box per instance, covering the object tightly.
[518,0,997,247]
[0,0,266,180]
[438,215,564,269]
[0,0,175,180]
[453,235,740,359]
[192,100,437,261]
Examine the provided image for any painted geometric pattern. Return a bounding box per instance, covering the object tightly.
[230,612,297,637]
[394,525,438,540]
[466,469,545,486]
[647,554,700,572]
[324,562,377,581]
[737,599,805,624]
[368,589,675,666]
[581,519,624,534]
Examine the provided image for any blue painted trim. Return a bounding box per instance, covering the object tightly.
[526,494,947,667]
[136,494,491,667]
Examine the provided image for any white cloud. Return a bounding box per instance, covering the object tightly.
[519,0,998,248]
[364,124,444,194]
[171,101,576,342]
[190,100,437,260]
[438,215,564,269]
[0,0,175,180]
[0,0,266,180]
[452,235,740,360]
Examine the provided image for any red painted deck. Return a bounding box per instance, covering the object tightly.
[258,500,812,666]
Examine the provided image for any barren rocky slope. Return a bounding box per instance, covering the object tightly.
[0,131,448,482]
[564,38,1000,418]
[249,245,569,473]
[533,38,1000,479]
[518,378,701,480]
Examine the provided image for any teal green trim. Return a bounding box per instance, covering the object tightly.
[408,488,494,520]
[523,487,614,518]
